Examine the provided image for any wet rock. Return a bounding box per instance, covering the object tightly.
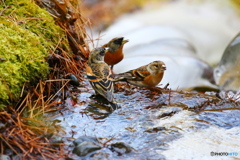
[67,74,80,87]
[0,155,10,160]
[73,141,102,156]
[73,136,102,156]
[109,142,133,154]
[73,136,99,146]
[214,32,240,91]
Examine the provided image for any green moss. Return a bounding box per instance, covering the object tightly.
[0,0,68,108]
[0,18,48,104]
[1,0,65,49]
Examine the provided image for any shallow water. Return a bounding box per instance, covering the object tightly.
[53,82,240,159]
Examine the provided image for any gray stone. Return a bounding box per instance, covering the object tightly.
[73,141,101,156]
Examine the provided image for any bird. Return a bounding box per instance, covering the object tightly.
[115,61,166,88]
[102,37,129,69]
[86,47,118,110]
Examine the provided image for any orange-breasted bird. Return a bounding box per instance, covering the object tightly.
[115,61,166,87]
[102,37,129,69]
[86,47,118,110]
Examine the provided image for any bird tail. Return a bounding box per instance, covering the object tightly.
[113,76,126,82]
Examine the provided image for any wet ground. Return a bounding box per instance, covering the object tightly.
[51,81,240,159]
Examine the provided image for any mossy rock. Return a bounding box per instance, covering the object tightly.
[0,0,68,108]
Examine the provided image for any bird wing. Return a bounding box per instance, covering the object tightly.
[117,65,150,81]
[86,64,114,102]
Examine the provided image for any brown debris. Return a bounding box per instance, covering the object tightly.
[36,0,90,59]
[1,0,91,159]
[0,86,66,159]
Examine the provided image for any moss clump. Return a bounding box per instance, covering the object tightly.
[0,0,68,108]
[1,0,65,49]
[0,19,48,104]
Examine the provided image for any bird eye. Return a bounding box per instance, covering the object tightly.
[114,37,124,45]
[153,65,158,69]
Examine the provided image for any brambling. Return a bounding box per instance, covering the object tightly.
[86,47,118,110]
[102,37,129,69]
[115,61,166,87]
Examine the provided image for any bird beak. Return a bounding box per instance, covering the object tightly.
[105,47,109,52]
[162,65,166,70]
[98,47,107,56]
[123,39,129,44]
